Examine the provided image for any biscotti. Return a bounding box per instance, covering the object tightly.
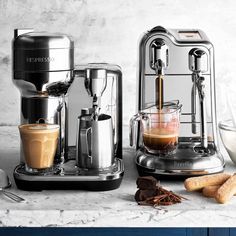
[202,185,220,198]
[184,173,231,191]
[215,175,236,204]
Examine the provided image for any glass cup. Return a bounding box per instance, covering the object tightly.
[130,101,182,155]
[18,123,59,173]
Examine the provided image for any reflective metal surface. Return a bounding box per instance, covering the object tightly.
[85,68,107,98]
[0,169,25,202]
[12,29,74,164]
[13,30,74,77]
[77,114,114,169]
[150,38,168,75]
[136,144,224,176]
[189,48,208,72]
[14,159,124,181]
[12,30,124,190]
[74,63,122,158]
[133,26,224,177]
[189,49,208,149]
[13,147,124,190]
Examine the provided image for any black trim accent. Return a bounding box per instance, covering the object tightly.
[14,177,123,191]
[149,26,167,33]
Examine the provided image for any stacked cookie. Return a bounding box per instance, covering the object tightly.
[184,173,236,204]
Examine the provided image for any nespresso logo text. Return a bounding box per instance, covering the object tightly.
[26,57,55,63]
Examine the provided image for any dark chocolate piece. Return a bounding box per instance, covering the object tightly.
[135,189,157,202]
[136,176,159,189]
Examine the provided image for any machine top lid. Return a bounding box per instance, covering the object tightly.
[75,63,122,74]
[13,29,74,50]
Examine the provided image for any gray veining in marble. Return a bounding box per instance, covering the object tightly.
[1,126,236,227]
[1,0,236,227]
[1,0,236,128]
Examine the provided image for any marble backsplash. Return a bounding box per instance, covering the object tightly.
[1,0,236,127]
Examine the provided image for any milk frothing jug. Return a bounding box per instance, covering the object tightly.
[77,113,114,169]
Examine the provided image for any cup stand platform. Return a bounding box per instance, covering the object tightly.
[135,142,225,180]
[13,147,124,191]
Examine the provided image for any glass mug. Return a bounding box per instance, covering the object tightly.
[130,102,182,155]
[18,123,59,173]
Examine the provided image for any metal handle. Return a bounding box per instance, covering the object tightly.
[79,127,92,165]
[2,190,25,203]
[86,127,92,158]
[129,114,140,147]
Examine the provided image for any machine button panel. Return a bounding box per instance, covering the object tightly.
[178,31,202,40]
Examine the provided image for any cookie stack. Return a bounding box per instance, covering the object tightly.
[184,173,236,204]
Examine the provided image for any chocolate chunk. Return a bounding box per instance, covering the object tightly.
[135,189,157,202]
[136,176,159,189]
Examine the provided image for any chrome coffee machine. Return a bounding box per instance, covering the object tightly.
[130,26,224,178]
[13,29,124,190]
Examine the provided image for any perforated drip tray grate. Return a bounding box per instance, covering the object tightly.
[135,143,225,179]
[14,151,124,191]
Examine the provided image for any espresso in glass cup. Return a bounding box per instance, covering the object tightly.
[131,102,182,155]
[18,124,59,173]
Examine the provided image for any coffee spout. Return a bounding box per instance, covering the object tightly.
[155,59,165,76]
[92,104,100,121]
[150,39,168,74]
[150,39,168,110]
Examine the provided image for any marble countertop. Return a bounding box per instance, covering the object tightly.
[1,126,236,227]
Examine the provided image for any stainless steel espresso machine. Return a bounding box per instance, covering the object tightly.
[130,26,224,178]
[12,29,124,190]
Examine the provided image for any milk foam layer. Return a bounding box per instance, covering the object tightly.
[19,124,59,132]
[28,124,59,130]
[143,132,178,138]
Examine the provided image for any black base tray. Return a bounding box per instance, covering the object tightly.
[136,164,196,180]
[136,162,224,181]
[14,178,123,191]
[14,159,124,191]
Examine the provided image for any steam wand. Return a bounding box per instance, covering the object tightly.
[189,48,208,150]
[92,95,100,121]
[196,73,208,149]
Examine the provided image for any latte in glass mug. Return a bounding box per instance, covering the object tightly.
[18,124,59,172]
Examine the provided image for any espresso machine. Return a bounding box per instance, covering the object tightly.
[130,26,224,178]
[12,29,124,190]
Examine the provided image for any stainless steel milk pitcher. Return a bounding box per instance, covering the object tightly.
[77,113,114,169]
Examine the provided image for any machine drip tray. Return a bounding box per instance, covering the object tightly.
[135,145,225,179]
[14,158,124,191]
